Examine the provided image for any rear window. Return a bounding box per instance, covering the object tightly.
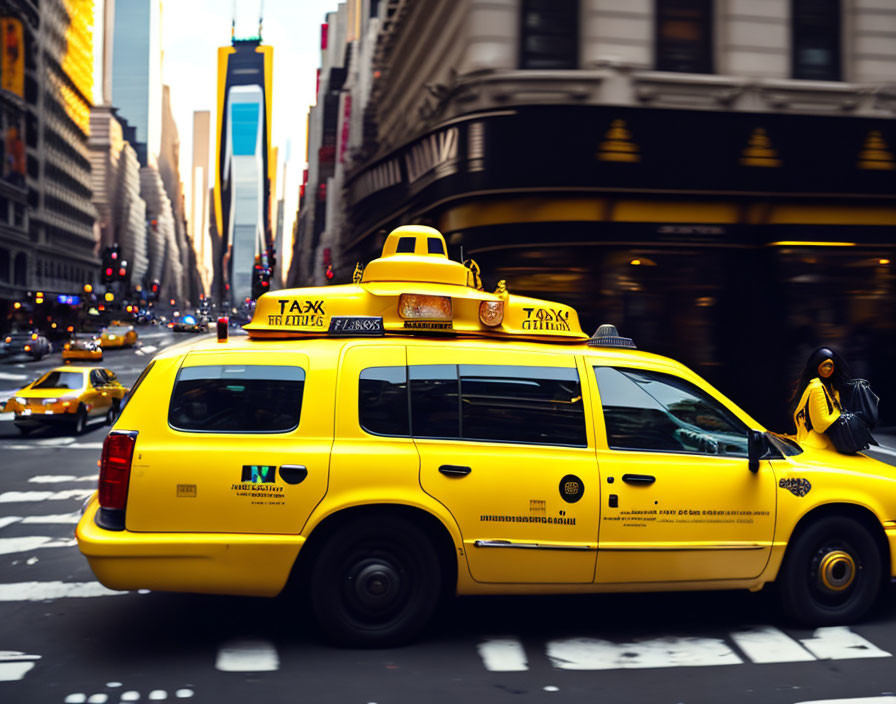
[32,371,84,390]
[169,364,305,433]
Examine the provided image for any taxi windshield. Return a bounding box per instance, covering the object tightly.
[32,371,84,390]
[105,326,129,334]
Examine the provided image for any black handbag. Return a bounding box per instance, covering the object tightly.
[815,383,876,454]
[841,379,880,429]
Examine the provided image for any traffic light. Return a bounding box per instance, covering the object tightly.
[251,266,272,300]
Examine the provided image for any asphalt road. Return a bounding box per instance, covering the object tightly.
[2,333,896,704]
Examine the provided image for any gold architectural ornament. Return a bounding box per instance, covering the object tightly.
[597,119,641,163]
[857,130,895,171]
[494,279,508,296]
[464,259,483,290]
[352,262,364,284]
[740,128,781,167]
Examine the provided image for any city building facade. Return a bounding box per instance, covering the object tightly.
[291,0,896,429]
[213,36,275,305]
[191,110,212,294]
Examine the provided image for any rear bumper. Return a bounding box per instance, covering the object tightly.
[14,410,77,426]
[63,351,102,360]
[76,497,302,597]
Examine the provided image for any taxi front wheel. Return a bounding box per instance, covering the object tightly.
[778,516,882,626]
[309,516,441,647]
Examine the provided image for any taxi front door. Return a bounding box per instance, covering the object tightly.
[409,346,598,584]
[587,364,776,584]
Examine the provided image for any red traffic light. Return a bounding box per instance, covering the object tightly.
[105,268,113,277]
[118,267,126,277]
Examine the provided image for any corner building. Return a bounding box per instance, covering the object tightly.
[322,0,896,429]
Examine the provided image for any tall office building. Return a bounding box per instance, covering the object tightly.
[110,0,161,165]
[213,36,274,305]
[30,0,98,293]
[191,110,211,294]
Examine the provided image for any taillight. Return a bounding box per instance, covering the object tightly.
[99,431,137,510]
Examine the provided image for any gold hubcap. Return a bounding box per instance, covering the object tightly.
[818,550,856,592]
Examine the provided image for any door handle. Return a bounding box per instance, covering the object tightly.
[439,465,471,477]
[279,465,308,485]
[622,473,655,485]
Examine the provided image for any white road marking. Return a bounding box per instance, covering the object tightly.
[120,692,140,702]
[0,581,126,601]
[141,345,158,354]
[0,516,21,529]
[64,695,86,704]
[149,690,167,700]
[0,443,104,451]
[868,445,896,458]
[175,690,194,699]
[795,699,896,704]
[800,627,892,660]
[135,350,144,356]
[35,437,75,446]
[106,682,122,687]
[22,512,82,524]
[87,694,108,703]
[545,635,742,670]
[0,536,77,555]
[215,639,280,672]
[0,372,28,380]
[0,489,93,503]
[478,638,529,671]
[29,475,96,483]
[544,686,559,692]
[0,650,40,681]
[730,626,816,663]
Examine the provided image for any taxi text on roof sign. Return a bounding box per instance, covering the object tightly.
[244,225,589,341]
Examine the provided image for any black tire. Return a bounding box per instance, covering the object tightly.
[309,516,441,647]
[73,406,87,435]
[15,424,33,436]
[778,515,882,626]
[106,400,120,426]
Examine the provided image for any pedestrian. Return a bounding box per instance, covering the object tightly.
[790,347,877,453]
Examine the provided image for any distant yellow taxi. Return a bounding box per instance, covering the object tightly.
[63,334,103,362]
[100,324,138,349]
[5,366,128,435]
[77,225,896,647]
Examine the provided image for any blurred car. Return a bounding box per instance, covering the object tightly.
[169,314,208,333]
[3,366,129,435]
[62,334,103,362]
[1,331,51,361]
[100,324,138,349]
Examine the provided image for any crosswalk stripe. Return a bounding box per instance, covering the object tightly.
[0,536,77,555]
[215,639,279,672]
[0,443,103,451]
[0,516,22,529]
[28,475,96,484]
[0,581,125,601]
[730,626,815,663]
[0,489,93,503]
[800,627,891,660]
[795,698,896,704]
[478,638,529,671]
[22,512,81,524]
[545,635,743,670]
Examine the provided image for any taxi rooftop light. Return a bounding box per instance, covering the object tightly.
[587,323,637,349]
[398,294,452,320]
[479,300,504,327]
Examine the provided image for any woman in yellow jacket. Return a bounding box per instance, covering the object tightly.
[791,347,851,449]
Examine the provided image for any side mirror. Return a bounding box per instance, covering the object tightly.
[747,430,767,473]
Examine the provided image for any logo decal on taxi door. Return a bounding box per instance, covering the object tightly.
[559,475,584,503]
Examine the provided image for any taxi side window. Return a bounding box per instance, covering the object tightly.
[359,366,409,436]
[169,364,305,433]
[460,365,586,446]
[594,366,748,456]
[405,363,586,447]
[89,370,105,388]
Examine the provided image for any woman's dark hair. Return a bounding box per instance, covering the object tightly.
[789,347,852,425]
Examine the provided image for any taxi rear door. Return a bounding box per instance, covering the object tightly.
[125,350,332,534]
[409,345,598,584]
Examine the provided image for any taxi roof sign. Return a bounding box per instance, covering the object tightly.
[243,225,588,342]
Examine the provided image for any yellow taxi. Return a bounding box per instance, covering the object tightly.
[62,334,103,362]
[5,366,129,435]
[100,323,138,349]
[77,225,896,646]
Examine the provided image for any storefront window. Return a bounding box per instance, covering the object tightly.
[520,0,578,70]
[792,0,841,81]
[655,0,713,74]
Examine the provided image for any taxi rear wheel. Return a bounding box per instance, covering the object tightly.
[310,516,441,647]
[73,406,87,435]
[778,516,882,626]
